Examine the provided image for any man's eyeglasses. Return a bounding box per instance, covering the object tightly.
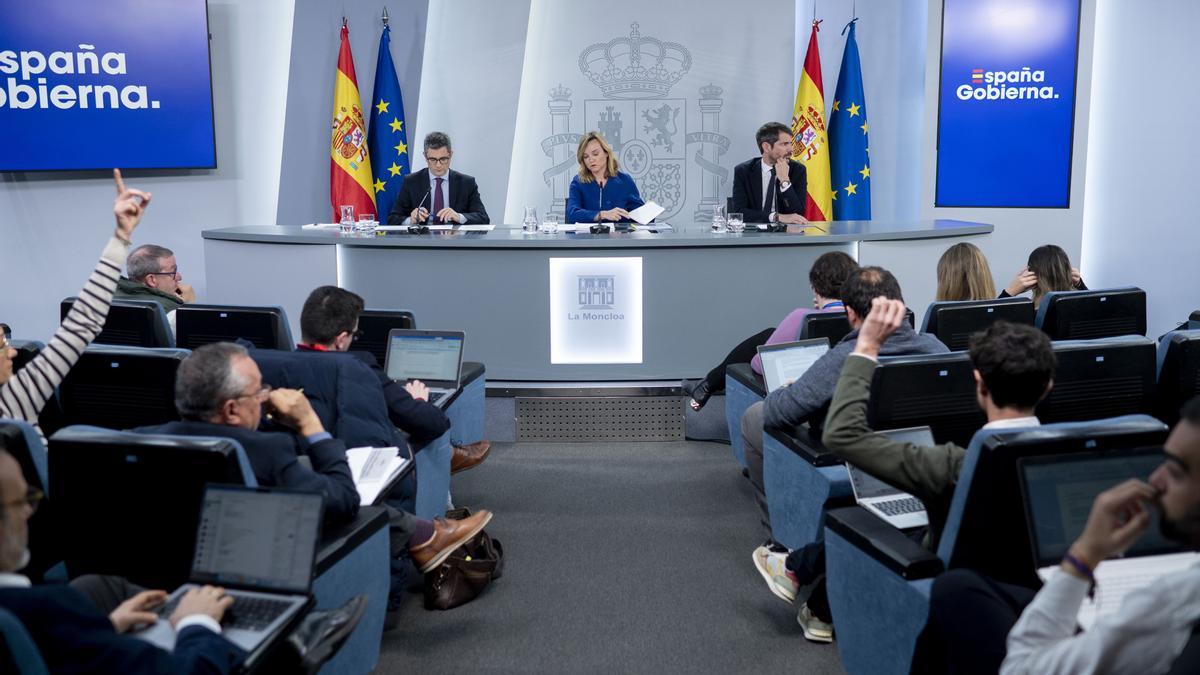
[147,268,181,280]
[236,385,272,403]
[351,329,364,341]
[3,488,44,514]
[425,156,451,165]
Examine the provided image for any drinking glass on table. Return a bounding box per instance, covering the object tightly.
[711,202,727,232]
[540,213,559,234]
[522,205,538,233]
[339,205,355,233]
[355,213,377,234]
[727,212,744,233]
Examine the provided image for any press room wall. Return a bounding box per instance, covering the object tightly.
[1080,0,1200,337]
[0,0,296,340]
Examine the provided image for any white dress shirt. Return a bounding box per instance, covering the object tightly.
[1002,561,1200,674]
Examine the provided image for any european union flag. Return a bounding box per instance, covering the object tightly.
[829,19,871,220]
[367,25,410,222]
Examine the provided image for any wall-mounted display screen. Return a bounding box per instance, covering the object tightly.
[935,0,1082,208]
[0,0,216,171]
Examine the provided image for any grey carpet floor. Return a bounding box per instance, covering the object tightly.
[377,441,845,674]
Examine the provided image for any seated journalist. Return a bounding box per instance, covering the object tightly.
[756,302,1054,644]
[566,131,645,224]
[297,285,490,473]
[115,243,196,318]
[0,169,148,443]
[387,131,489,225]
[730,122,809,224]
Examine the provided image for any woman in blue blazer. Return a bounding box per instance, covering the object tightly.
[566,131,645,224]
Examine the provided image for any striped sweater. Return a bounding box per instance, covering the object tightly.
[0,237,128,442]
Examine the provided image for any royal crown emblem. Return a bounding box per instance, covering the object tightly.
[578,23,692,99]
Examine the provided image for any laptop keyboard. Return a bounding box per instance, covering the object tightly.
[874,496,924,516]
[159,592,293,631]
[428,391,447,405]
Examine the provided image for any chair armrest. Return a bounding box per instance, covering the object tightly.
[726,363,767,396]
[825,506,943,579]
[766,425,843,467]
[440,362,485,410]
[315,506,389,576]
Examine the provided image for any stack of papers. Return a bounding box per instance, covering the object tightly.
[346,446,411,505]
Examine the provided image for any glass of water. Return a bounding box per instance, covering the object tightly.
[727,212,744,233]
[339,205,355,233]
[540,213,559,234]
[711,202,727,232]
[523,205,538,233]
[355,213,377,235]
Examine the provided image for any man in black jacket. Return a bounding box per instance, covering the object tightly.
[297,285,491,473]
[387,132,489,225]
[730,122,809,224]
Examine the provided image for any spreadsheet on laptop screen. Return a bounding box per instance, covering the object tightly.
[386,334,463,382]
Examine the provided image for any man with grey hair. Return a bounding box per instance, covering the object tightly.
[387,131,489,225]
[115,243,196,329]
[134,343,493,593]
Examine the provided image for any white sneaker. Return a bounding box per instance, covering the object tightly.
[752,546,798,604]
[797,603,834,643]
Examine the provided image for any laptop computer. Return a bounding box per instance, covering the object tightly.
[846,426,935,530]
[1018,446,1200,629]
[135,485,322,659]
[757,338,830,392]
[383,329,466,408]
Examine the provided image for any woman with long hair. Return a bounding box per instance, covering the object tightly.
[1002,244,1086,308]
[935,243,997,302]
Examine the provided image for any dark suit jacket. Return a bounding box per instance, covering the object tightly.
[730,157,808,223]
[387,168,489,224]
[0,584,244,674]
[133,421,360,522]
[342,350,451,449]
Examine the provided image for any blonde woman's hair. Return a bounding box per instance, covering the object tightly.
[936,242,997,302]
[576,131,619,183]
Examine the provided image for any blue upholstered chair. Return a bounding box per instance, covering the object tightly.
[762,426,851,550]
[724,363,766,468]
[1157,329,1200,427]
[61,297,174,348]
[0,607,48,675]
[175,304,295,351]
[825,415,1168,675]
[919,297,1034,351]
[1035,287,1146,340]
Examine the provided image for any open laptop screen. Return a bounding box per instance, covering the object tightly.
[384,331,464,387]
[1020,447,1176,567]
[848,426,936,499]
[758,338,830,392]
[190,486,323,594]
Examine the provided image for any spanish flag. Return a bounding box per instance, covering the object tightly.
[330,23,376,221]
[791,20,832,222]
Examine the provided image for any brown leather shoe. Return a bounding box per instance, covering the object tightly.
[450,441,491,474]
[409,509,493,573]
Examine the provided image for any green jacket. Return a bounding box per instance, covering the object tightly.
[821,353,965,546]
[114,277,184,313]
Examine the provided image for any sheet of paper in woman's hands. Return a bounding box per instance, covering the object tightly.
[629,201,665,225]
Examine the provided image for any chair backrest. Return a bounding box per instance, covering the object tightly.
[48,426,255,589]
[8,340,43,375]
[869,352,985,446]
[1037,336,1157,424]
[1035,287,1147,340]
[799,309,914,347]
[56,346,189,430]
[920,297,1035,351]
[252,349,402,449]
[175,304,294,351]
[0,420,58,583]
[0,607,48,675]
[1157,330,1200,427]
[60,297,173,348]
[353,309,417,367]
[936,415,1168,588]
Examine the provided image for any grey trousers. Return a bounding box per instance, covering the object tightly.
[740,400,774,540]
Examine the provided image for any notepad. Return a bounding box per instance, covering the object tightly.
[458,224,495,232]
[346,446,411,506]
[302,223,340,230]
[628,201,665,225]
